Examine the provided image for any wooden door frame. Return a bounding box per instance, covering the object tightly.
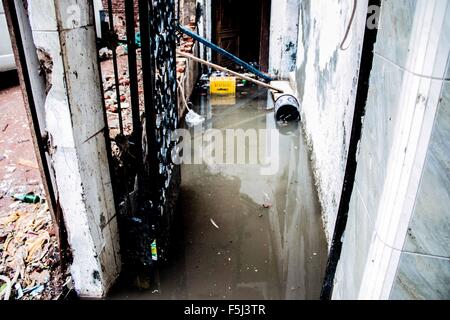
[211,0,271,71]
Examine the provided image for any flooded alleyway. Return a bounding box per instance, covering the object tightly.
[111,86,328,300]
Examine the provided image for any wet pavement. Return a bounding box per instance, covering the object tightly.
[111,86,328,300]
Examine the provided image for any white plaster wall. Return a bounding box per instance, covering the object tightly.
[293,0,369,241]
[28,0,120,297]
[269,0,300,79]
[197,0,212,63]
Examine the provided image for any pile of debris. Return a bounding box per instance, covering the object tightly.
[176,23,196,77]
[0,202,68,300]
[100,23,197,138]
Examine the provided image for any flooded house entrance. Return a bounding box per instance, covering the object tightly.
[110,84,328,299]
[212,0,271,72]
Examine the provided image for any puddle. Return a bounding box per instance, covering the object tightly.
[110,86,328,300]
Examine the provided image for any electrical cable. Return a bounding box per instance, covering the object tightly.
[340,0,357,51]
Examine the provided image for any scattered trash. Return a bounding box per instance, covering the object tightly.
[262,192,272,209]
[62,276,74,290]
[0,275,12,300]
[99,47,113,59]
[2,123,9,132]
[210,218,220,229]
[151,240,158,261]
[15,283,23,299]
[28,284,45,297]
[178,79,205,127]
[0,155,6,161]
[13,193,41,204]
[0,203,63,300]
[185,109,205,127]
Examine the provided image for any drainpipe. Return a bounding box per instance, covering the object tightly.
[320,0,381,300]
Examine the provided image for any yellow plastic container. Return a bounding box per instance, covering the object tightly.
[210,76,236,95]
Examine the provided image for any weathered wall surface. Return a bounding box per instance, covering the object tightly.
[390,67,450,300]
[293,0,369,240]
[333,0,450,299]
[28,0,121,297]
[269,0,301,79]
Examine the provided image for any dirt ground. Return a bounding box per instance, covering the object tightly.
[0,71,66,300]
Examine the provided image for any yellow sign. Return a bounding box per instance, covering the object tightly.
[210,76,236,95]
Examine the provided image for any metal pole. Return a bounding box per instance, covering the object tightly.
[177,50,283,92]
[107,0,124,134]
[177,24,273,82]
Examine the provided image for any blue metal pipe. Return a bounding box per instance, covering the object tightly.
[177,25,273,82]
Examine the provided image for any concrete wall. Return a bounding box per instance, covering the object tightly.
[196,0,212,63]
[293,0,369,241]
[333,0,450,299]
[269,0,301,79]
[27,0,121,297]
[390,57,450,300]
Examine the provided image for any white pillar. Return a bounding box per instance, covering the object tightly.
[269,0,300,79]
[28,0,120,297]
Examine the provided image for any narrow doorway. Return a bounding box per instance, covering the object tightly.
[212,0,271,72]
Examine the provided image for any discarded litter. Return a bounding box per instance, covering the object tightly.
[0,203,60,300]
[178,78,205,127]
[210,218,220,229]
[0,275,12,300]
[28,284,45,297]
[151,240,158,261]
[185,110,205,127]
[15,283,23,300]
[262,192,272,209]
[13,193,41,204]
[99,47,113,59]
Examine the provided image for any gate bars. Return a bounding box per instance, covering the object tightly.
[100,0,180,268]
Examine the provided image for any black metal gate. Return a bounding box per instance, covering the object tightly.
[99,0,180,269]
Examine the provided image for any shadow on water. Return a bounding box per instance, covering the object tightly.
[109,85,328,300]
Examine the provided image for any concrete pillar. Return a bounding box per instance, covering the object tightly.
[197,0,212,63]
[269,0,300,79]
[28,0,120,297]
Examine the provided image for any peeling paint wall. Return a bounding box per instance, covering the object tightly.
[196,0,212,63]
[28,0,121,297]
[269,0,300,79]
[293,0,369,241]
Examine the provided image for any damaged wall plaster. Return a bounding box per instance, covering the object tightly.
[28,0,121,298]
[293,0,369,242]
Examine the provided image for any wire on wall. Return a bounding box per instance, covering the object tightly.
[340,0,358,51]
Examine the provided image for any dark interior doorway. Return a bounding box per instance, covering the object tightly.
[212,0,271,72]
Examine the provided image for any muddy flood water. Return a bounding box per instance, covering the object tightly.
[110,86,328,300]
